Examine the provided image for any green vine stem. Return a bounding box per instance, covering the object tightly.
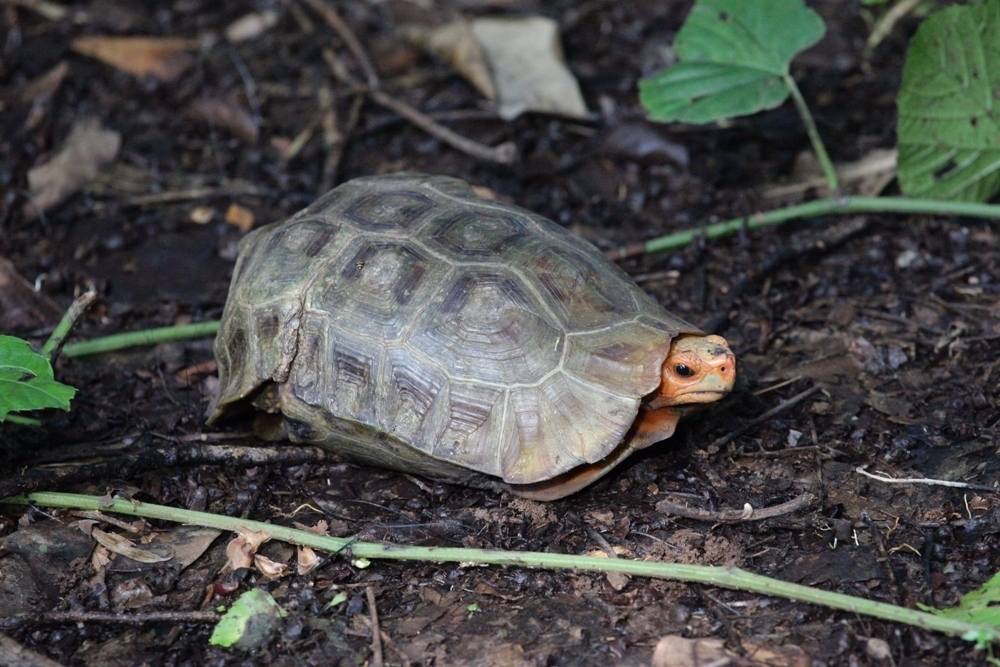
[61,321,221,358]
[41,290,97,360]
[4,492,996,645]
[783,72,839,193]
[607,195,1000,260]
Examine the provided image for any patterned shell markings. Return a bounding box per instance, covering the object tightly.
[211,174,700,485]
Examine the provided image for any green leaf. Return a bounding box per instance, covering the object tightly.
[639,0,826,123]
[923,571,1000,628]
[210,589,287,650]
[897,0,1000,201]
[0,335,76,421]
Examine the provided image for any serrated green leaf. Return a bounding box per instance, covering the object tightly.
[0,335,76,421]
[897,0,1000,201]
[639,0,826,123]
[925,571,1000,627]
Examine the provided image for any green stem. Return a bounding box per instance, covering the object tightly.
[61,321,221,358]
[783,72,839,193]
[5,491,996,644]
[610,195,1000,259]
[3,414,42,426]
[41,290,97,360]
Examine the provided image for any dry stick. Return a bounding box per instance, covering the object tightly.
[0,444,335,499]
[584,525,618,558]
[42,611,220,624]
[370,90,518,164]
[298,0,379,87]
[366,586,384,667]
[856,467,998,493]
[313,20,517,165]
[707,385,823,451]
[655,492,814,523]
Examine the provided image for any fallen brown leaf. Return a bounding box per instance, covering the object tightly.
[187,97,260,144]
[71,36,197,81]
[25,116,120,217]
[651,635,732,667]
[225,202,255,232]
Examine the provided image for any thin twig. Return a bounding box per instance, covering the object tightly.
[0,444,335,498]
[856,467,997,492]
[298,0,379,87]
[655,493,815,523]
[370,90,518,164]
[707,385,822,451]
[584,525,618,559]
[366,586,384,667]
[42,610,220,624]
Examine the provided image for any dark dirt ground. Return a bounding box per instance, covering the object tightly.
[1,1,999,665]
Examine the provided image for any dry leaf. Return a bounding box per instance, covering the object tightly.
[25,116,120,217]
[90,527,172,564]
[401,20,495,99]
[742,640,811,667]
[225,10,280,43]
[292,519,330,536]
[254,554,289,579]
[226,203,255,232]
[71,36,197,81]
[651,636,732,667]
[226,536,254,571]
[404,16,589,121]
[471,16,589,120]
[187,97,259,144]
[764,149,897,198]
[297,546,320,575]
[189,206,215,224]
[0,255,63,330]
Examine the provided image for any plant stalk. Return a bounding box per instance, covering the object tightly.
[61,321,221,358]
[783,72,839,193]
[608,195,1000,260]
[5,492,997,644]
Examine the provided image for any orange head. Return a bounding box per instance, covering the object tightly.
[649,334,735,408]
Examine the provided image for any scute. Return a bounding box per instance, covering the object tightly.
[408,269,563,386]
[210,173,699,490]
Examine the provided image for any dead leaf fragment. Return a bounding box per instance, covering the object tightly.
[225,203,255,232]
[187,97,260,144]
[89,527,172,564]
[405,16,589,121]
[225,10,280,43]
[0,255,63,330]
[472,16,589,120]
[652,635,732,667]
[71,36,197,81]
[254,554,289,579]
[401,20,495,99]
[297,546,320,575]
[26,116,120,217]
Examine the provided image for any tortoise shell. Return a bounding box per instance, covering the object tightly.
[209,173,705,496]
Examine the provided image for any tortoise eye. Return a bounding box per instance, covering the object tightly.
[674,364,694,378]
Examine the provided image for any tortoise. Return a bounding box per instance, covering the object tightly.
[208,173,735,500]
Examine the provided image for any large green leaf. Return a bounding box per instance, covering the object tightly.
[897,0,1000,201]
[0,335,76,421]
[639,0,826,123]
[920,570,1000,628]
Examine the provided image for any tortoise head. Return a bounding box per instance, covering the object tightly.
[651,334,735,408]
